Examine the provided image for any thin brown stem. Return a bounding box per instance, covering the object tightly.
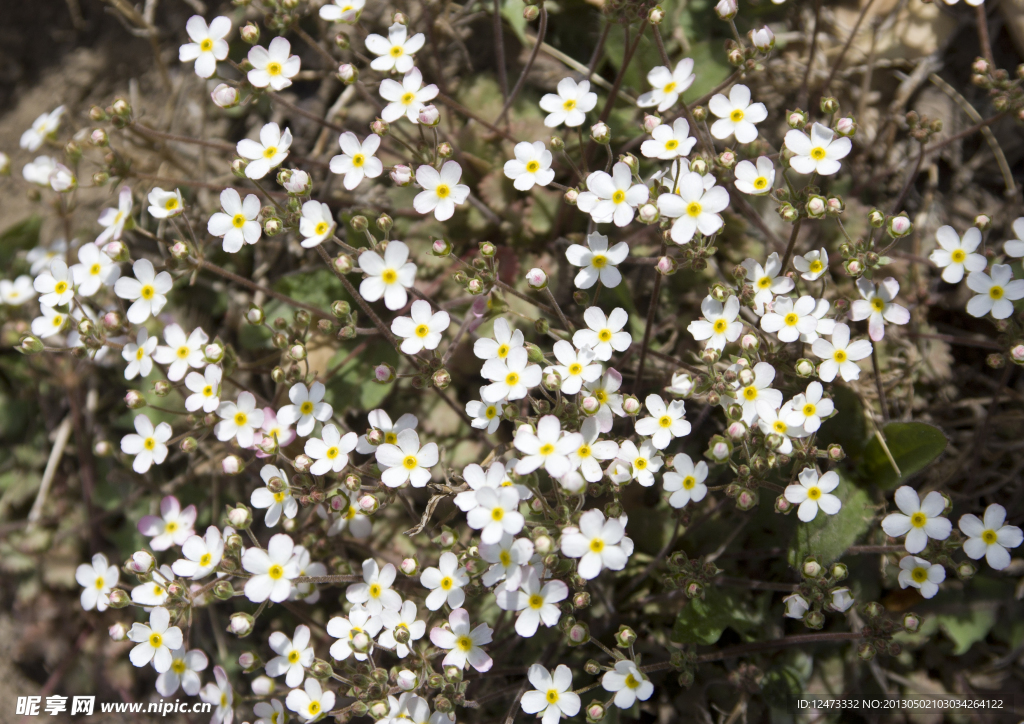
[496,7,548,125]
[798,0,822,111]
[780,218,804,272]
[196,259,330,318]
[493,0,509,100]
[315,244,402,350]
[975,3,994,68]
[633,242,666,395]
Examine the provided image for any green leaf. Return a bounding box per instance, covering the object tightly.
[936,605,998,655]
[500,0,528,45]
[671,587,762,645]
[857,422,948,490]
[0,216,42,267]
[273,268,344,314]
[788,477,872,566]
[323,338,399,413]
[815,386,868,462]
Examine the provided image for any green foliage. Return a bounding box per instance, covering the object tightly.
[671,587,764,645]
[857,422,948,490]
[788,476,872,566]
[323,338,399,414]
[274,268,346,314]
[816,386,867,461]
[0,215,42,268]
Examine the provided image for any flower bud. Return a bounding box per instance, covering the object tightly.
[751,25,775,51]
[691,105,708,122]
[125,390,146,409]
[590,122,611,144]
[973,213,991,231]
[836,116,856,137]
[107,589,130,608]
[227,504,252,529]
[643,113,662,134]
[708,437,732,462]
[957,561,976,579]
[127,550,156,574]
[211,84,239,109]
[735,487,758,510]
[715,0,737,19]
[211,579,234,600]
[802,557,822,578]
[543,371,562,391]
[614,625,637,648]
[573,591,591,609]
[566,621,590,646]
[806,195,827,218]
[109,622,128,641]
[239,21,260,44]
[820,96,839,115]
[374,362,397,383]
[288,344,307,362]
[804,610,825,629]
[858,642,875,660]
[648,5,665,24]
[336,63,358,84]
[621,395,641,415]
[868,208,885,228]
[432,368,451,389]
[358,494,379,514]
[563,187,579,205]
[351,631,372,653]
[221,455,243,475]
[437,142,453,159]
[638,203,660,224]
[526,268,547,289]
[229,612,255,637]
[827,443,845,462]
[690,157,708,175]
[586,702,606,723]
[397,670,418,690]
[888,214,912,238]
[238,651,261,672]
[418,104,440,126]
[717,150,737,169]
[581,396,600,415]
[534,534,554,555]
[390,164,412,186]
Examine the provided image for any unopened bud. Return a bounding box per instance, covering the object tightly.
[622,395,641,415]
[227,505,252,529]
[590,122,611,144]
[566,621,590,646]
[526,268,547,289]
[109,622,128,641]
[125,390,146,409]
[888,214,912,238]
[400,557,418,576]
[436,142,453,159]
[836,116,856,137]
[374,363,396,383]
[418,104,440,126]
[751,25,775,51]
[806,195,827,218]
[336,63,358,84]
[390,164,412,186]
[638,203,660,224]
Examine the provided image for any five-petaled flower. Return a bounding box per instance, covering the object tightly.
[882,486,953,553]
[179,16,231,78]
[539,78,597,128]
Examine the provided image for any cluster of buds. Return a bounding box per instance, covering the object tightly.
[665,552,721,600]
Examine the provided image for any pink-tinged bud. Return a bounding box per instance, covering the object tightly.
[90,128,109,147]
[643,113,662,133]
[806,195,827,218]
[740,333,759,351]
[103,241,129,262]
[246,306,265,325]
[1011,344,1024,364]
[974,214,992,231]
[211,84,239,109]
[94,439,113,456]
[431,238,452,256]
[390,164,412,186]
[418,104,440,126]
[564,187,579,205]
[526,268,547,289]
[127,550,155,573]
[888,214,912,237]
[358,494,379,514]
[776,495,793,513]
[240,22,260,44]
[726,421,746,440]
[251,675,276,696]
[396,670,418,690]
[648,5,664,24]
[559,471,586,493]
[228,612,255,637]
[751,25,775,51]
[639,203,660,224]
[125,390,146,409]
[827,197,845,215]
[972,57,990,75]
[590,122,611,144]
[711,440,731,461]
[836,116,856,137]
[49,164,76,192]
[258,436,277,455]
[656,255,676,275]
[437,142,453,159]
[109,623,128,641]
[222,455,242,475]
[336,63,358,84]
[283,169,311,194]
[715,0,737,19]
[227,504,251,529]
[581,396,600,414]
[400,557,419,576]
[622,395,641,415]
[170,241,189,260]
[846,259,862,275]
[292,454,312,473]
[204,342,224,363]
[374,363,397,383]
[788,110,808,128]
[795,358,815,377]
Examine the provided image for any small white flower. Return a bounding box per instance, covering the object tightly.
[474,317,524,361]
[480,533,534,588]
[242,533,300,603]
[327,604,383,661]
[114,258,173,324]
[467,487,524,544]
[420,551,469,610]
[641,117,696,160]
[785,468,841,522]
[121,415,172,474]
[252,464,299,527]
[602,660,653,709]
[560,509,632,580]
[357,239,417,310]
[726,361,782,425]
[139,495,196,551]
[179,16,231,78]
[783,593,809,619]
[959,504,1023,570]
[793,247,829,281]
[830,587,855,612]
[199,666,233,724]
[147,187,184,219]
[760,295,819,343]
[481,347,542,402]
[278,382,333,438]
[582,367,624,433]
[496,568,568,637]
[466,395,504,434]
[305,423,358,476]
[253,700,286,724]
[413,161,471,221]
[930,226,986,283]
[539,78,597,128]
[429,608,493,672]
[365,22,425,73]
[183,365,222,414]
[569,418,618,482]
[785,380,834,432]
[663,453,708,508]
[898,556,945,599]
[379,600,426,658]
[546,340,602,395]
[49,163,76,192]
[657,171,729,244]
[375,428,438,488]
[521,664,580,724]
[76,553,119,611]
[454,461,531,513]
[850,277,911,341]
[756,400,808,455]
[172,526,224,579]
[23,156,57,186]
[636,58,695,112]
[34,259,75,307]
[734,156,775,195]
[966,264,1024,319]
[330,132,383,190]
[266,625,314,688]
[31,304,67,338]
[128,607,183,673]
[504,141,556,191]
[248,37,300,90]
[355,408,418,453]
[215,391,265,447]
[785,122,852,175]
[208,188,262,253]
[565,232,628,290]
[1004,217,1024,258]
[709,84,767,143]
[154,323,209,381]
[392,300,451,354]
[615,439,663,487]
[97,186,134,244]
[882,486,953,553]
[21,106,65,151]
[572,307,631,361]
[635,394,690,450]
[812,323,872,382]
[577,162,649,227]
[286,678,335,722]
[156,647,208,697]
[743,253,794,314]
[380,68,439,124]
[513,415,583,478]
[237,123,292,180]
[0,275,36,305]
[70,242,120,297]
[320,0,364,22]
[297,201,336,249]
[688,295,742,350]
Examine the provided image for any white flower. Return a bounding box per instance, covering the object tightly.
[182,364,222,413]
[830,587,855,612]
[785,468,841,522]
[582,367,624,433]
[634,394,690,450]
[118,330,151,381]
[577,162,649,227]
[467,487,524,544]
[248,37,300,90]
[420,551,469,610]
[76,553,119,611]
[97,186,134,244]
[253,700,286,724]
[121,414,172,473]
[615,439,663,487]
[568,417,618,482]
[783,593,809,619]
[429,608,493,672]
[560,509,632,579]
[216,391,265,447]
[756,401,808,454]
[688,295,742,349]
[30,304,67,338]
[898,556,945,599]
[413,161,471,221]
[172,526,224,579]
[521,664,580,724]
[641,117,696,160]
[156,648,208,697]
[49,163,76,192]
[0,275,36,305]
[602,660,654,709]
[199,666,233,724]
[320,0,364,22]
[785,380,834,432]
[252,464,299,527]
[966,264,1024,319]
[378,600,425,658]
[480,533,534,588]
[785,122,852,175]
[266,625,314,688]
[330,132,383,190]
[356,408,418,453]
[392,300,451,354]
[466,395,504,434]
[929,226,986,283]
[208,188,262,253]
[154,324,209,381]
[850,277,911,341]
[663,453,708,508]
[305,424,358,476]
[546,340,601,395]
[726,361,782,425]
[539,78,597,128]
[70,242,120,297]
[454,461,530,514]
[114,258,173,324]
[358,240,417,310]
[242,533,300,603]
[959,504,1022,570]
[636,59,695,112]
[881,486,953,553]
[128,607,183,673]
[278,382,333,438]
[179,16,230,78]
[23,156,57,186]
[237,123,292,180]
[812,323,872,382]
[572,307,631,361]
[565,232,628,290]
[380,68,439,124]
[375,428,438,488]
[327,604,382,661]
[474,318,524,361]
[147,187,184,219]
[286,678,335,722]
[513,415,582,478]
[793,247,829,281]
[709,84,767,143]
[734,156,775,195]
[504,141,555,190]
[743,253,794,314]
[34,260,75,307]
[657,170,729,244]
[1005,217,1024,257]
[481,347,542,402]
[138,495,196,550]
[365,22,424,73]
[20,106,65,151]
[760,295,818,343]
[497,568,568,637]
[297,201,336,249]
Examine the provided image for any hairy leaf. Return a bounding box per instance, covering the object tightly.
[857,422,948,489]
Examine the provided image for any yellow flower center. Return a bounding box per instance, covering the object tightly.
[951,249,966,263]
[753,176,768,190]
[757,276,772,289]
[497,343,509,358]
[625,673,641,689]
[546,689,560,704]
[491,506,505,521]
[267,62,282,76]
[52,314,64,327]
[742,386,758,401]
[686,201,702,217]
[663,82,677,93]
[536,443,555,457]
[95,577,105,589]
[307,702,320,716]
[136,348,145,360]
[456,635,473,651]
[730,109,745,122]
[499,550,511,566]
[505,372,520,386]
[772,420,787,434]
[833,350,847,363]
[177,346,191,359]
[591,254,607,268]
[390,45,404,57]
[200,39,214,52]
[288,650,301,664]
[263,146,278,159]
[981,529,998,544]
[274,491,286,503]
[658,415,673,428]
[415,324,430,338]
[562,99,576,111]
[165,198,178,211]
[352,153,365,167]
[385,432,397,444]
[166,521,178,533]
[807,486,821,500]
[784,312,799,326]
[526,160,540,173]
[234,412,248,426]
[90,263,102,275]
[598,329,612,342]
[326,446,339,460]
[269,564,284,579]
[402,455,418,470]
[713,319,727,333]
[577,444,591,458]
[810,147,826,161]
[149,632,163,648]
[528,594,545,609]
[484,406,497,419]
[634,457,647,470]
[911,567,928,583]
[144,437,156,451]
[141,285,155,300]
[435,184,451,198]
[568,363,583,376]
[232,214,246,228]
[809,260,823,273]
[683,475,696,490]
[871,297,885,312]
[910,512,927,528]
[989,286,1004,300]
[381,268,398,284]
[300,401,314,415]
[802,403,817,416]
[173,659,187,674]
[200,553,212,566]
[612,190,626,204]
[589,538,604,553]
[315,221,330,236]
[401,92,415,105]
[664,139,679,151]
[594,390,607,403]
[369,583,382,597]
